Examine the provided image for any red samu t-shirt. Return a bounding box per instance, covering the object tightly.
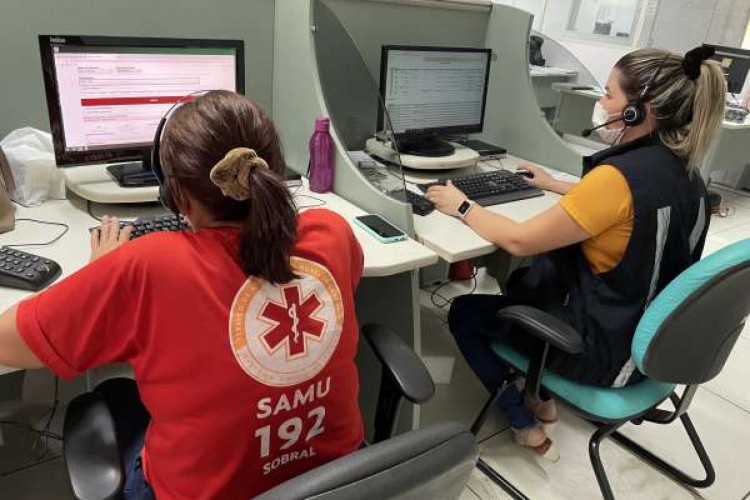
[16,209,365,499]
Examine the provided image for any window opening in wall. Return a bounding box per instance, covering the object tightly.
[567,0,644,42]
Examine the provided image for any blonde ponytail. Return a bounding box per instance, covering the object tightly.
[660,60,725,170]
[616,48,726,172]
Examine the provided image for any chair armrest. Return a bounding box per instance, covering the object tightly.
[495,306,584,401]
[363,324,435,404]
[63,392,123,500]
[496,305,584,354]
[363,324,435,443]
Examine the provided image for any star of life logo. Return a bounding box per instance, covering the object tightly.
[229,257,344,387]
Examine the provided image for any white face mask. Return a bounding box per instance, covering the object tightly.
[591,101,625,144]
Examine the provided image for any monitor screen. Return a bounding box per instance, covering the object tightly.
[379,46,491,137]
[706,44,750,95]
[39,36,244,166]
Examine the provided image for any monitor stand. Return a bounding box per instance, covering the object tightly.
[365,137,479,171]
[63,160,160,204]
[397,136,455,157]
[107,163,158,188]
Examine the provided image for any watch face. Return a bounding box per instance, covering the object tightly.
[458,200,471,214]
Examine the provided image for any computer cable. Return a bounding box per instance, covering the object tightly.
[86,199,103,222]
[11,197,66,208]
[424,266,479,311]
[31,376,60,460]
[3,218,69,248]
[296,194,327,210]
[384,163,419,187]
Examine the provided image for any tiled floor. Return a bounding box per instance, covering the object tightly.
[422,186,750,500]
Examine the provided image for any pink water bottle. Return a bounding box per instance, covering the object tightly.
[308,116,334,193]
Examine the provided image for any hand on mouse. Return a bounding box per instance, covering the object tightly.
[516,164,554,191]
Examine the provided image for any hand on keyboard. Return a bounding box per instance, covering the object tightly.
[418,170,544,210]
[90,216,133,262]
[423,180,467,216]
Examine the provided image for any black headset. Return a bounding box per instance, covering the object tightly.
[621,54,671,127]
[151,91,209,214]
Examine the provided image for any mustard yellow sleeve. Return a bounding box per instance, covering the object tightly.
[559,165,633,237]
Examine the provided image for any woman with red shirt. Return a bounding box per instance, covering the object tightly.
[0,91,365,499]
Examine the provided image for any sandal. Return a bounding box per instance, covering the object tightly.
[511,425,560,462]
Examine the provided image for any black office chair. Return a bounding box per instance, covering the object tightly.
[63,324,478,500]
[471,239,750,499]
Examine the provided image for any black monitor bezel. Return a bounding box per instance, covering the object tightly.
[703,43,750,95]
[377,45,492,140]
[39,35,245,167]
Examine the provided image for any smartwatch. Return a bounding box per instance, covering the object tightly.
[456,199,475,220]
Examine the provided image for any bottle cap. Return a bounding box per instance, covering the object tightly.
[314,116,330,132]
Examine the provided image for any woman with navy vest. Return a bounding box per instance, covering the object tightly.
[426,47,726,459]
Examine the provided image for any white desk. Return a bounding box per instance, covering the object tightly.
[722,116,750,130]
[408,155,574,263]
[0,182,438,375]
[530,66,578,78]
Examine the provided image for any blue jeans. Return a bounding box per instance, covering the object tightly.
[96,379,155,500]
[448,294,549,430]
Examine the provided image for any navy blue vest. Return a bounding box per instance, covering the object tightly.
[516,135,710,387]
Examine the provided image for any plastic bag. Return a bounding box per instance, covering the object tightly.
[0,127,65,206]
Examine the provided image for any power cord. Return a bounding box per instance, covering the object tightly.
[296,194,327,209]
[87,199,103,222]
[10,198,67,208]
[0,376,62,465]
[290,185,328,210]
[3,219,69,248]
[31,376,60,459]
[423,266,479,310]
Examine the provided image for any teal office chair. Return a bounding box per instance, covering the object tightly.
[471,239,750,500]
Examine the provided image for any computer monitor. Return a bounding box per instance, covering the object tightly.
[705,44,750,96]
[378,46,492,157]
[39,35,244,186]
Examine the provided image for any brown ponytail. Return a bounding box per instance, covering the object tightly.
[160,91,298,283]
[238,159,297,283]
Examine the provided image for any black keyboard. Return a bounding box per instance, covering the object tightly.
[417,170,544,207]
[125,215,189,239]
[0,247,62,291]
[391,189,435,216]
[91,214,190,239]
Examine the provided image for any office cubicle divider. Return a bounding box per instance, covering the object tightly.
[481,6,583,176]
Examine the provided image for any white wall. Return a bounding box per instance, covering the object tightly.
[649,0,750,53]
[558,40,630,85]
[494,0,750,86]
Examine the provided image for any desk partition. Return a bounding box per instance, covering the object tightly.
[273,0,585,433]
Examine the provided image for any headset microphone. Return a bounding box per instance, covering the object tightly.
[581,116,625,138]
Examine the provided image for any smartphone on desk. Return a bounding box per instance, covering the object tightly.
[353,215,407,244]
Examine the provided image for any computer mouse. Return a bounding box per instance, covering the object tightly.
[516,170,534,179]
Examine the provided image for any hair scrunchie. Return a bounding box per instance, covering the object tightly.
[209,147,269,201]
[682,46,715,80]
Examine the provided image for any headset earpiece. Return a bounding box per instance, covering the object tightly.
[622,100,647,127]
[151,91,210,214]
[151,115,179,214]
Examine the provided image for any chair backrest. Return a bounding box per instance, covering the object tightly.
[63,392,123,500]
[633,239,750,384]
[254,421,478,500]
